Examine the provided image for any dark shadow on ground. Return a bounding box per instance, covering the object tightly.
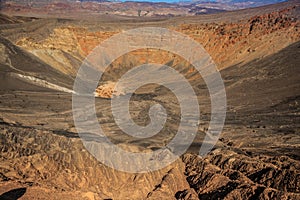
[0,188,27,200]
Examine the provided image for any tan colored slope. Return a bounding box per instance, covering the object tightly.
[0,14,22,24]
[0,124,194,200]
[0,3,299,200]
[0,182,95,200]
[0,41,299,200]
[15,27,87,76]
[0,122,299,199]
[12,4,300,79]
[175,5,300,70]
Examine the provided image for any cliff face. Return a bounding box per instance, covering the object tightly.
[176,6,300,69]
[13,5,300,81]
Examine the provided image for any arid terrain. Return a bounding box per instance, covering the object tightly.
[0,0,300,199]
[0,0,289,18]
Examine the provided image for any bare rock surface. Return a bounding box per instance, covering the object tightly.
[0,2,299,199]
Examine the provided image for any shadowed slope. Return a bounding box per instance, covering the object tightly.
[0,36,74,92]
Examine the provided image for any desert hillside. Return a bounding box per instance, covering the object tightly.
[0,1,299,199]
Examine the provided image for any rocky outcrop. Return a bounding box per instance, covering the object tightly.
[1,122,299,199]
[0,124,194,199]
[182,150,300,199]
[94,81,117,98]
[176,5,300,69]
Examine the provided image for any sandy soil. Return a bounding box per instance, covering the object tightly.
[0,2,299,199]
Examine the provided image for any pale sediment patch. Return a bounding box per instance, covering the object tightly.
[10,73,75,94]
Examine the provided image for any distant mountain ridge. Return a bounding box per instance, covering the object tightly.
[1,0,289,10]
[186,0,288,10]
[0,0,292,18]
